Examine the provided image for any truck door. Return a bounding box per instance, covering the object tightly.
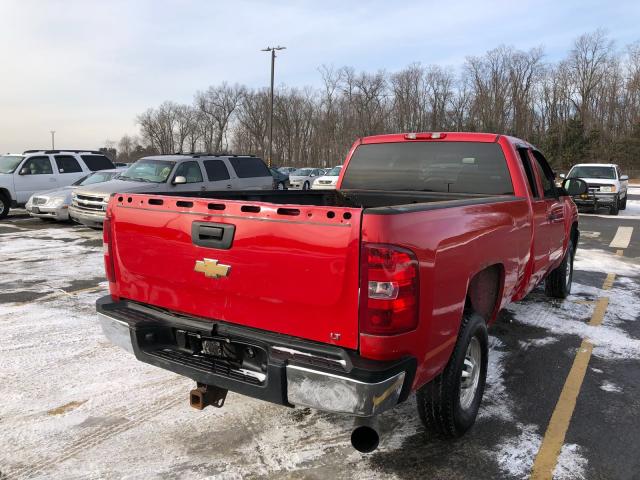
[530,150,565,267]
[169,160,207,192]
[54,155,86,186]
[516,148,552,289]
[202,159,235,190]
[13,155,57,203]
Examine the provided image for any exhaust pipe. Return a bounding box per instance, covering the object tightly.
[351,417,380,453]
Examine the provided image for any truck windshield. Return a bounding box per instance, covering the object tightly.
[567,166,616,180]
[341,142,514,195]
[0,155,24,174]
[119,160,176,183]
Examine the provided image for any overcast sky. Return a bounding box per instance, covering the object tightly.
[1,0,639,153]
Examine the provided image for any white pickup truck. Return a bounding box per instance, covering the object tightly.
[562,163,629,215]
[0,150,115,219]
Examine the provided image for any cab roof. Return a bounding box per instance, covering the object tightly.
[360,132,504,144]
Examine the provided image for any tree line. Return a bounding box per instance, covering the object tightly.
[115,30,640,174]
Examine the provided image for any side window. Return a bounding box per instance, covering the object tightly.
[229,157,271,178]
[174,161,204,183]
[21,156,53,175]
[531,151,557,198]
[517,148,539,198]
[54,155,82,173]
[81,155,115,171]
[203,160,231,181]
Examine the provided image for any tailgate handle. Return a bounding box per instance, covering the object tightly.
[192,222,235,249]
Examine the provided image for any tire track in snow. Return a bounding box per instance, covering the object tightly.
[7,379,186,480]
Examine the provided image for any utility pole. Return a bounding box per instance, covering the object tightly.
[261,46,286,167]
[50,130,55,149]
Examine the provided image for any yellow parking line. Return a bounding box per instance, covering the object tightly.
[531,340,594,480]
[602,273,616,291]
[531,274,613,479]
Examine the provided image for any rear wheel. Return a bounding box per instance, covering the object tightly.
[620,195,627,210]
[0,194,10,219]
[545,239,574,298]
[416,312,488,438]
[303,181,310,190]
[277,182,285,190]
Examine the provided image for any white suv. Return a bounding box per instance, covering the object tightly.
[0,150,115,218]
[562,163,629,215]
[69,154,273,227]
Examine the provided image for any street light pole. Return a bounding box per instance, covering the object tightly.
[261,46,285,167]
[50,130,55,149]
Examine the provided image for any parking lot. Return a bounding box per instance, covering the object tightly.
[1,192,639,480]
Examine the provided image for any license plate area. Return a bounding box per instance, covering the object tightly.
[32,207,40,213]
[175,330,268,377]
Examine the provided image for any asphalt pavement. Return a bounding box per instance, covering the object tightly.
[0,206,638,479]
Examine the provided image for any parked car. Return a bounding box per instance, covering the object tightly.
[288,168,324,190]
[25,169,121,221]
[311,165,343,190]
[269,168,290,190]
[561,163,629,215]
[97,132,587,452]
[0,150,115,219]
[69,154,272,227]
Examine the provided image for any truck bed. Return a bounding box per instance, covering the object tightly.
[144,189,512,210]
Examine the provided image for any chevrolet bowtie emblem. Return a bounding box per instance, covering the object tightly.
[194,258,231,279]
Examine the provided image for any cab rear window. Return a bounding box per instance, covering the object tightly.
[341,142,514,195]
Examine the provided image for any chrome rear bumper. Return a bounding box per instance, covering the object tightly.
[97,296,414,417]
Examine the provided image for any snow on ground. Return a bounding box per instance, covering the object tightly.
[600,381,622,393]
[579,199,640,219]
[1,223,639,478]
[0,227,105,296]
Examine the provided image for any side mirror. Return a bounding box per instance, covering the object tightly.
[563,178,588,196]
[19,167,30,175]
[173,176,187,185]
[559,173,566,179]
[620,174,629,181]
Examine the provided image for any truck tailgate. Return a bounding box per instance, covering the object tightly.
[107,194,363,350]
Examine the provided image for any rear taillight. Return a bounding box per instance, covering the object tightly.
[360,244,419,335]
[103,217,116,283]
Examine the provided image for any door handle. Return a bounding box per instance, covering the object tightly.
[192,222,235,249]
[226,184,232,189]
[49,178,56,182]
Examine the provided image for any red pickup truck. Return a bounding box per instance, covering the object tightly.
[97,132,587,452]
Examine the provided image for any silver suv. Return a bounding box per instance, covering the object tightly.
[69,154,273,227]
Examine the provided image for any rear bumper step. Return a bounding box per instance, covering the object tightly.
[97,295,415,416]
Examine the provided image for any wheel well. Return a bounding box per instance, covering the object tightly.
[0,188,11,203]
[464,264,504,322]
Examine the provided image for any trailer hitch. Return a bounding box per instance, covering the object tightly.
[189,383,228,410]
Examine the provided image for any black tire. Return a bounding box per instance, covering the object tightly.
[610,199,619,216]
[416,312,488,438]
[545,239,574,298]
[303,181,310,190]
[0,194,9,219]
[620,195,627,210]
